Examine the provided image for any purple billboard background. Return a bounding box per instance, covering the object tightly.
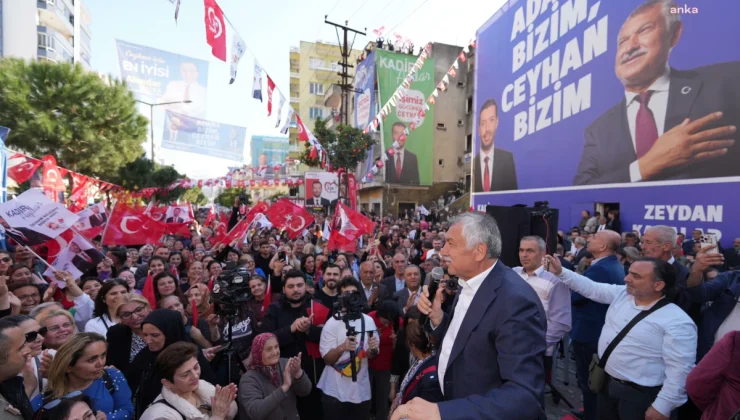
[473,180,737,243]
[473,0,740,189]
[472,0,740,244]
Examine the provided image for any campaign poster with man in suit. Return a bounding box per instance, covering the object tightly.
[0,189,78,246]
[304,172,338,214]
[472,99,518,192]
[165,205,192,224]
[44,233,105,280]
[376,49,435,186]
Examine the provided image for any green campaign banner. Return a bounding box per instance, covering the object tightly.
[375,50,435,186]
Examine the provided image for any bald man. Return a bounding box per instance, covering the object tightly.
[569,229,626,420]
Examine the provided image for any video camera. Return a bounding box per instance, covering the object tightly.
[333,291,364,321]
[211,264,252,318]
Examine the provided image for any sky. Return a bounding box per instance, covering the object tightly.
[87,0,508,180]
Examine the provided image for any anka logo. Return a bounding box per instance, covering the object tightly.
[670,4,698,14]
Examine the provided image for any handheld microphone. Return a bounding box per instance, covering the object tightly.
[419,267,445,326]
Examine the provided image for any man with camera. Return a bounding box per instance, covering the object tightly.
[261,269,329,420]
[318,277,380,420]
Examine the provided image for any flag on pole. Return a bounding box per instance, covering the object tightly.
[296,115,309,141]
[274,93,286,128]
[280,108,294,134]
[229,33,246,84]
[267,76,276,116]
[252,62,263,101]
[204,0,227,61]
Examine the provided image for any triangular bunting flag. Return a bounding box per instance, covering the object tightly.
[452,60,459,69]
[442,74,450,84]
[459,51,467,63]
[463,45,470,54]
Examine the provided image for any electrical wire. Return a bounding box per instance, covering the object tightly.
[384,0,431,36]
[348,0,372,22]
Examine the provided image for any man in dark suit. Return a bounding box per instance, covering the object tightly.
[0,217,51,246]
[565,230,625,420]
[255,153,274,177]
[399,212,546,420]
[391,265,422,316]
[380,253,408,301]
[358,261,388,312]
[165,208,186,224]
[306,181,331,208]
[328,178,349,214]
[69,241,101,274]
[573,2,740,186]
[472,99,518,192]
[89,205,107,227]
[385,122,420,185]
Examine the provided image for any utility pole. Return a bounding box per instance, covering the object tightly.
[324,18,365,126]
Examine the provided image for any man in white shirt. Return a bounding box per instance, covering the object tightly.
[424,238,443,260]
[543,255,697,420]
[395,212,546,420]
[159,62,207,118]
[513,236,571,360]
[318,277,379,420]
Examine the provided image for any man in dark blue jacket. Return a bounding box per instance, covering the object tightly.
[569,230,624,420]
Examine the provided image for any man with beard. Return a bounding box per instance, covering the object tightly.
[472,99,518,192]
[261,270,329,420]
[314,264,341,310]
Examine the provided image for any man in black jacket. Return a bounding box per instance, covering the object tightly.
[0,320,33,420]
[261,270,326,420]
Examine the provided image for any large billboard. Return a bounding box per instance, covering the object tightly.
[304,171,339,214]
[376,50,435,186]
[250,135,290,178]
[355,51,377,176]
[472,0,740,242]
[162,111,246,161]
[115,40,209,118]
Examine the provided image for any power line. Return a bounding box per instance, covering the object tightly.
[348,0,371,21]
[367,0,402,30]
[384,0,431,36]
[326,0,342,17]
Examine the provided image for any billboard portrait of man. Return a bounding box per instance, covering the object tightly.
[574,0,740,185]
[166,207,186,224]
[307,181,330,208]
[255,153,273,178]
[473,99,518,192]
[160,62,207,118]
[385,122,420,185]
[89,205,107,227]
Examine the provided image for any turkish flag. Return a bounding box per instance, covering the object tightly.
[212,211,231,243]
[267,76,276,116]
[102,206,167,246]
[34,229,75,263]
[204,205,216,228]
[306,299,330,359]
[41,155,65,203]
[265,198,314,239]
[296,115,309,141]
[328,202,375,252]
[216,217,250,247]
[204,0,227,61]
[68,173,91,213]
[7,158,42,184]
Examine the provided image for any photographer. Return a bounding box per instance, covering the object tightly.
[317,277,380,420]
[261,270,328,420]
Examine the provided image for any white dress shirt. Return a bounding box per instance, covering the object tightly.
[597,224,606,232]
[513,266,572,356]
[627,67,671,182]
[557,268,696,416]
[437,261,496,394]
[478,147,494,188]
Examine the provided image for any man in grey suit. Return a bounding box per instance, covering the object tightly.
[574,0,740,185]
[392,265,423,316]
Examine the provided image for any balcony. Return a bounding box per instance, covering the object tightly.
[290,72,300,79]
[37,0,74,37]
[37,31,74,64]
[290,97,300,104]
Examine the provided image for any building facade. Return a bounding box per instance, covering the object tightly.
[1,0,92,69]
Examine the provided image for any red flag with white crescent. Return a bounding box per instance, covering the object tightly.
[7,158,42,184]
[267,76,276,116]
[142,272,157,309]
[204,0,227,61]
[264,198,314,240]
[296,115,309,141]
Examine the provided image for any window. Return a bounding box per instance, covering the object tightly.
[309,57,323,69]
[466,96,473,114]
[309,107,324,119]
[436,123,447,130]
[438,159,445,167]
[466,134,472,152]
[309,82,324,95]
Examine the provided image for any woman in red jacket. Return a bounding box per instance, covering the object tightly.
[686,330,740,420]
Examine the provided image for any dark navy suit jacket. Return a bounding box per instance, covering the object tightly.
[684,270,740,360]
[472,148,518,192]
[574,63,740,185]
[428,261,547,420]
[385,149,420,185]
[570,255,625,344]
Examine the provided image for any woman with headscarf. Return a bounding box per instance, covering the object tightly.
[125,309,218,418]
[237,333,311,420]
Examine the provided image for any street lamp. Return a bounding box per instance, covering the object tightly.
[135,99,192,162]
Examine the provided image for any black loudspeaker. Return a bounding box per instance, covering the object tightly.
[485,205,559,268]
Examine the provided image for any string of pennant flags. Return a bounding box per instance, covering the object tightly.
[360,38,476,183]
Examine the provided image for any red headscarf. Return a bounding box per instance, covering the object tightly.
[249,333,280,388]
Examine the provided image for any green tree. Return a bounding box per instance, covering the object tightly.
[298,119,374,172]
[180,187,208,206]
[215,188,249,207]
[0,59,147,178]
[109,155,186,203]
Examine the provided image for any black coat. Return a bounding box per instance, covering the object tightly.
[399,356,444,404]
[106,323,135,373]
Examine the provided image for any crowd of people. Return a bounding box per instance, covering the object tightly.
[0,197,738,420]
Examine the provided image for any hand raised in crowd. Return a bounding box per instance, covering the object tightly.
[38,350,53,378]
[206,314,220,327]
[281,359,295,392]
[417,284,445,328]
[210,384,237,420]
[288,353,303,379]
[404,290,419,313]
[7,292,21,315]
[645,406,669,420]
[690,245,724,274]
[542,255,563,276]
[390,397,441,420]
[42,282,58,303]
[54,270,83,297]
[638,112,736,180]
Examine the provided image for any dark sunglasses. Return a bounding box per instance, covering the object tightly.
[25,328,47,343]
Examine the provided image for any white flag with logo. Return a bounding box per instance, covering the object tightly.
[44,232,105,281]
[0,189,79,246]
[280,108,294,135]
[252,62,263,101]
[229,33,247,84]
[274,92,286,128]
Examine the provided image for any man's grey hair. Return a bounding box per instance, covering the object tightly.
[627,0,681,31]
[453,212,501,259]
[427,258,441,268]
[575,237,587,246]
[646,225,677,245]
[28,302,63,319]
[521,236,546,253]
